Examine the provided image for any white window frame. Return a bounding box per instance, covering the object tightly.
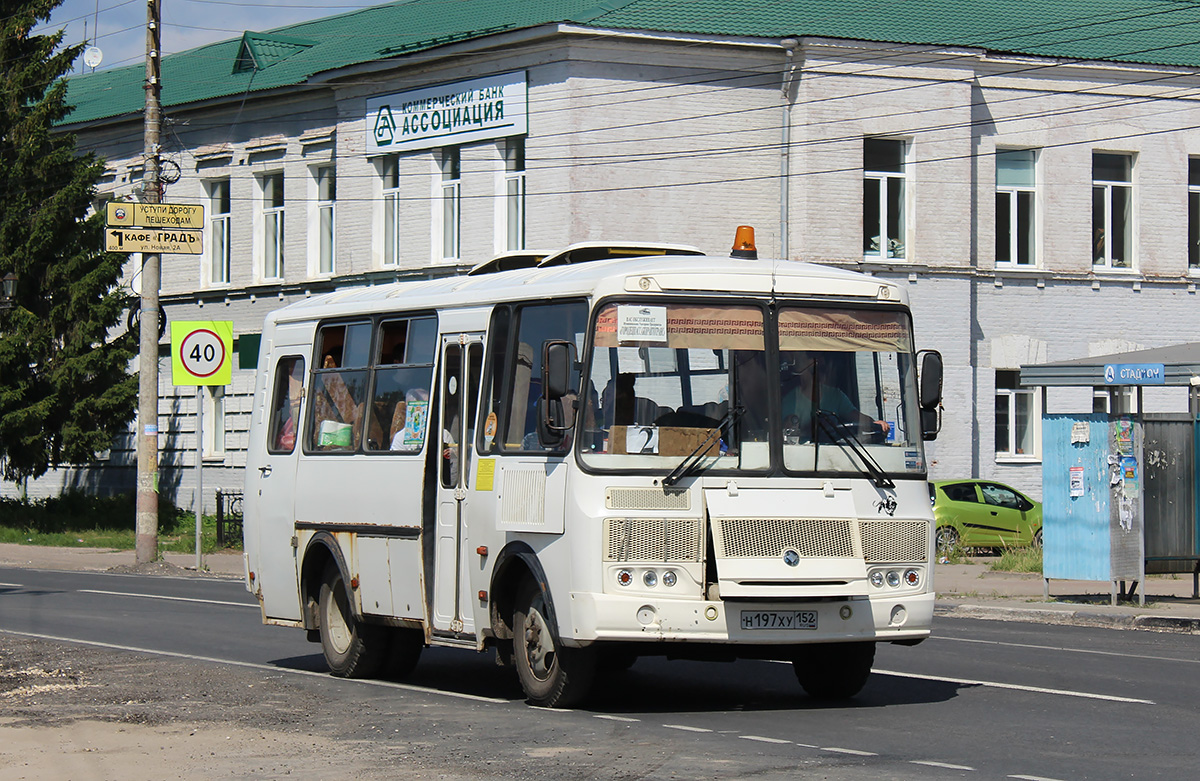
[1092,152,1134,271]
[995,149,1037,267]
[202,386,226,459]
[381,155,401,267]
[309,165,335,277]
[439,147,461,262]
[205,178,231,286]
[257,171,285,281]
[863,138,907,261]
[503,137,526,252]
[995,369,1041,462]
[1189,157,1200,272]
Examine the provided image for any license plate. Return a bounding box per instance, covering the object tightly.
[740,610,818,630]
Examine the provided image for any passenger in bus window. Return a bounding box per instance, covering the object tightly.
[781,355,889,442]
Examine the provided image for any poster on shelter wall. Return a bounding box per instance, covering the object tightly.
[1069,466,1084,497]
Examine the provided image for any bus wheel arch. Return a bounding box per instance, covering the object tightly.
[488,543,554,642]
[300,532,350,631]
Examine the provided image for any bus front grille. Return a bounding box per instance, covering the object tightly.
[604,517,704,562]
[711,518,929,563]
[860,519,928,563]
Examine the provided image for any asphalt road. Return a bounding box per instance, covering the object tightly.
[2,565,1198,780]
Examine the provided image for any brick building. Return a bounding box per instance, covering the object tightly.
[16,0,1200,506]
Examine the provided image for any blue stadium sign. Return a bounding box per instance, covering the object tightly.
[1103,363,1165,384]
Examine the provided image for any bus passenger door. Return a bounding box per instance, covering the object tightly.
[433,334,483,635]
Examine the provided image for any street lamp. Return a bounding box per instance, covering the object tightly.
[0,273,16,311]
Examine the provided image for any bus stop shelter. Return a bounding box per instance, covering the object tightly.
[1021,343,1200,604]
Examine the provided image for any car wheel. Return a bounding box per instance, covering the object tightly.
[936,525,960,552]
[1033,528,1043,548]
[318,560,386,679]
[513,579,596,707]
[792,641,875,700]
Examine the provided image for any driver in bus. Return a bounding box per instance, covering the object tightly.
[782,356,890,442]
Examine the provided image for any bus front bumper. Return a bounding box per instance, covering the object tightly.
[566,591,934,645]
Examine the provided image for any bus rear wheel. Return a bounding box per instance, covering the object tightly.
[792,641,875,700]
[318,561,385,678]
[513,580,596,707]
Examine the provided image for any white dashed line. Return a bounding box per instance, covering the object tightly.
[1009,775,1066,781]
[822,747,877,756]
[79,589,256,609]
[593,714,639,723]
[912,760,975,770]
[663,724,712,733]
[739,735,791,744]
[873,668,1154,705]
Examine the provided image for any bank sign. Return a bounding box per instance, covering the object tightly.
[366,72,527,154]
[1104,363,1166,385]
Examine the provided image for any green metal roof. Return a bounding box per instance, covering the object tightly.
[62,0,1200,126]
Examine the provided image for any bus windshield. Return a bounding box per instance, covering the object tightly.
[578,301,926,478]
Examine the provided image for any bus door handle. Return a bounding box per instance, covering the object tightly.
[259,465,272,477]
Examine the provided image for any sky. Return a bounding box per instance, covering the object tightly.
[40,0,380,73]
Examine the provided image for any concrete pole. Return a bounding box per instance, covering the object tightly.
[135,0,163,564]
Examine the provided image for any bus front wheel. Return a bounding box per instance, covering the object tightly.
[792,641,875,700]
[318,561,385,678]
[513,579,596,707]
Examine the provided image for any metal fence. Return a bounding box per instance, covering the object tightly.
[216,489,244,548]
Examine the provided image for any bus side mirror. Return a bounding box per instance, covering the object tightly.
[543,341,573,401]
[540,341,575,443]
[918,350,942,441]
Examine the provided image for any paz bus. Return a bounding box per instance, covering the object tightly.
[242,227,943,707]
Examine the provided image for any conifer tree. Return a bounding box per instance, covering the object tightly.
[0,1,136,483]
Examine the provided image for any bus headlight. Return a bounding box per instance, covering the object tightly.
[870,571,884,588]
[886,570,901,588]
[643,570,658,588]
[662,570,677,587]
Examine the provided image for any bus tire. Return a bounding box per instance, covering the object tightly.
[318,561,385,678]
[385,627,424,679]
[792,641,875,700]
[513,579,596,707]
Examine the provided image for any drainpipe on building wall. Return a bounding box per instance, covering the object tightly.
[780,39,799,261]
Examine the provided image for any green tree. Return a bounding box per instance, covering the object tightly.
[0,1,136,483]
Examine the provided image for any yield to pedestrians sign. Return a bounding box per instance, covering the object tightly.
[171,321,233,385]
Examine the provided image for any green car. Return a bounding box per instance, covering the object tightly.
[929,480,1043,551]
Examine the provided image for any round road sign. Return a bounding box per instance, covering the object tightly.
[179,328,226,378]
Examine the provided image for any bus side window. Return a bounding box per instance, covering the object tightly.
[308,322,371,452]
[487,301,587,453]
[267,356,305,454]
[365,316,436,453]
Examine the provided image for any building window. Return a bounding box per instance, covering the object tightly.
[863,138,906,260]
[995,370,1038,459]
[208,179,231,285]
[315,166,335,275]
[1092,152,1132,270]
[261,172,284,279]
[504,137,526,252]
[1189,158,1200,270]
[441,147,461,261]
[202,386,226,458]
[382,155,401,267]
[996,149,1036,266]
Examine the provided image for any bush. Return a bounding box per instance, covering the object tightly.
[0,490,188,534]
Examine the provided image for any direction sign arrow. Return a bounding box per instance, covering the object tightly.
[105,228,203,255]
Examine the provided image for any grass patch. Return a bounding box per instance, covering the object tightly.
[989,545,1043,573]
[0,490,241,553]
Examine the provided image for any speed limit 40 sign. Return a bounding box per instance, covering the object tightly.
[171,321,233,386]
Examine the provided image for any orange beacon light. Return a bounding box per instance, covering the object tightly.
[731,225,758,259]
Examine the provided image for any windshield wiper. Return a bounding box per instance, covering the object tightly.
[815,410,895,489]
[662,405,746,487]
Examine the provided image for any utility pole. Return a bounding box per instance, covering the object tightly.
[135,0,163,564]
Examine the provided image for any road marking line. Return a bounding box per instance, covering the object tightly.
[0,629,506,704]
[739,735,791,744]
[873,668,1154,705]
[1009,775,1066,781]
[594,715,640,722]
[0,582,23,588]
[664,724,712,733]
[822,747,877,756]
[912,760,975,770]
[938,634,1200,666]
[79,589,256,609]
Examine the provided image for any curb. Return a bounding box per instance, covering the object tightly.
[935,603,1200,634]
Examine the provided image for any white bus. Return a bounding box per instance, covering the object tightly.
[243,228,943,707]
